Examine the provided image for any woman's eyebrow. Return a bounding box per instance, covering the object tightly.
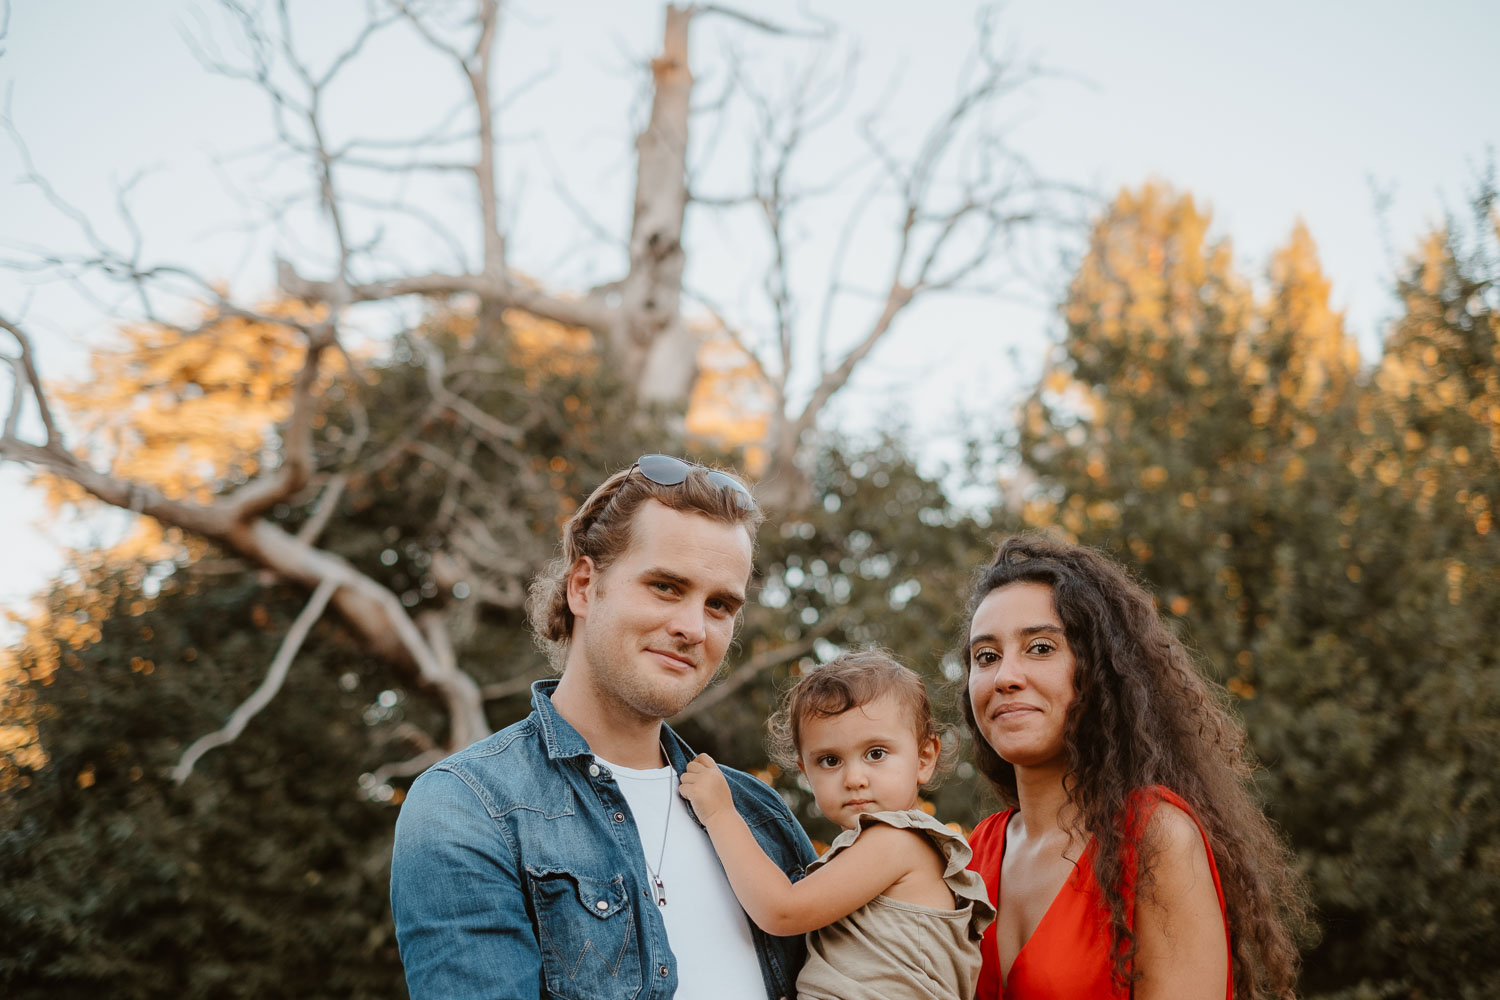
[970,623,1064,645]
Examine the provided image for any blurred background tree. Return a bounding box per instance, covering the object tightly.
[2,3,1497,999]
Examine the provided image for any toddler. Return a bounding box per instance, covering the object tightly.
[680,650,995,1000]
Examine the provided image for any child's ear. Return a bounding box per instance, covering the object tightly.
[916,735,940,785]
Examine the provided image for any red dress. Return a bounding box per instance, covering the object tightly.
[966,787,1231,1000]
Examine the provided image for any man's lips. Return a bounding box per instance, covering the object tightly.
[647,648,697,671]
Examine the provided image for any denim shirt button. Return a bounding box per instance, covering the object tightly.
[658,965,670,978]
[588,764,601,777]
[613,811,626,822]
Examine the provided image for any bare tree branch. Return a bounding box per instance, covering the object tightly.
[171,576,339,784]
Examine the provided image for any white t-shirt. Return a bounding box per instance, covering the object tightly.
[599,757,768,1000]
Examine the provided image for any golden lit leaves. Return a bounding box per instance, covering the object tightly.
[1066,182,1251,357]
[505,308,596,379]
[1446,560,1467,604]
[686,322,774,471]
[48,301,336,508]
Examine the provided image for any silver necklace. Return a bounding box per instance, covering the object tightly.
[642,740,673,906]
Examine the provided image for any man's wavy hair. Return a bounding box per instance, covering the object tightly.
[958,534,1309,999]
[526,460,763,668]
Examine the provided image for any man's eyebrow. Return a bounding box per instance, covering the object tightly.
[641,567,746,604]
[642,567,691,586]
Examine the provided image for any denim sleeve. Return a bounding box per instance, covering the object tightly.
[391,767,540,1000]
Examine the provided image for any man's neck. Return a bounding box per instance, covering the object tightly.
[550,671,668,769]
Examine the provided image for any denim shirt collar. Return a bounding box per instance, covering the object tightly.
[529,678,695,769]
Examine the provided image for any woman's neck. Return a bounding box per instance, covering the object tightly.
[1013,763,1080,842]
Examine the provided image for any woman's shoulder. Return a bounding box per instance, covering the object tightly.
[1124,785,1206,840]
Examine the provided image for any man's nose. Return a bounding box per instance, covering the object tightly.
[669,603,707,644]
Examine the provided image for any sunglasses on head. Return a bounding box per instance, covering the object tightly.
[632,454,756,511]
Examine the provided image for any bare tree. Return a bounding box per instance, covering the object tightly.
[1,1,1063,781]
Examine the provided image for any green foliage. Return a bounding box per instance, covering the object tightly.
[1,570,404,998]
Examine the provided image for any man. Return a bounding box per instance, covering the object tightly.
[391,455,816,999]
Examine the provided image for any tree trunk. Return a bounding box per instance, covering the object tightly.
[618,4,697,406]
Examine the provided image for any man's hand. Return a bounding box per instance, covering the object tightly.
[679,753,735,824]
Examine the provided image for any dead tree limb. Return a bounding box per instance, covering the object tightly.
[170,576,339,783]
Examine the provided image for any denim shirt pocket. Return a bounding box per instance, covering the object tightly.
[525,865,643,1000]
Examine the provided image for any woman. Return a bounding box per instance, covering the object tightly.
[960,535,1308,1000]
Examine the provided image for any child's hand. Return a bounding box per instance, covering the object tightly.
[679,753,735,824]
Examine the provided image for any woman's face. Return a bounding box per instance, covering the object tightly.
[966,581,1077,773]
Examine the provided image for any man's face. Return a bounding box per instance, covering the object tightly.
[566,500,753,724]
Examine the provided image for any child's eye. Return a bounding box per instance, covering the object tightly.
[865,748,888,762]
[817,755,840,768]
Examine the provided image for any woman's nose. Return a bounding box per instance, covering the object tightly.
[993,649,1024,690]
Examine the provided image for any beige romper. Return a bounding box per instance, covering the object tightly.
[795,809,996,1000]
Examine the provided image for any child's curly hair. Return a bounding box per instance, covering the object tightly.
[767,648,954,786]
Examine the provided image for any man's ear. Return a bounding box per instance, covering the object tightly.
[566,557,598,619]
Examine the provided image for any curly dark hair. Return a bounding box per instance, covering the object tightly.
[958,534,1310,999]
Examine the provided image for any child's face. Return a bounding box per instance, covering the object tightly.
[796,693,939,830]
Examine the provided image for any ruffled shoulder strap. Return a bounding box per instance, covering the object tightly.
[809,809,997,939]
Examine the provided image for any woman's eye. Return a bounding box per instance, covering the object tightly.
[972,648,998,666]
[1027,641,1056,655]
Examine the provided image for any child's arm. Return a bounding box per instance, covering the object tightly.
[678,753,925,936]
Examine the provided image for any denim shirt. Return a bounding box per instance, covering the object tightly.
[391,679,817,1000]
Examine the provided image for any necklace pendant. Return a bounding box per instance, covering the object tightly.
[652,874,667,907]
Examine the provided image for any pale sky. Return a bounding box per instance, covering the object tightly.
[3,0,1497,628]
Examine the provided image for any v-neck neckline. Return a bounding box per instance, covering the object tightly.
[996,809,1094,993]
